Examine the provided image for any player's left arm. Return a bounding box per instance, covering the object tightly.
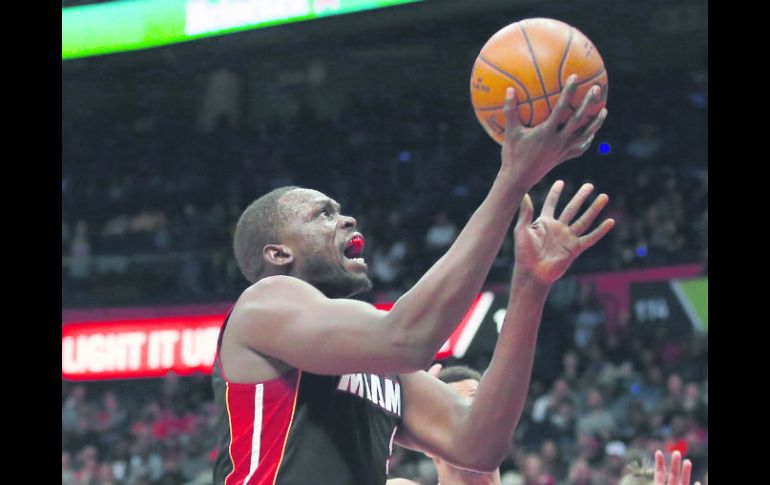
[395,182,614,472]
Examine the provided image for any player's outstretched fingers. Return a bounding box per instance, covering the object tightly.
[680,459,692,485]
[558,183,594,225]
[571,193,609,235]
[515,193,535,231]
[563,84,601,135]
[579,107,608,140]
[668,451,682,485]
[565,109,607,159]
[503,87,521,136]
[541,180,565,219]
[577,218,614,253]
[546,74,578,131]
[654,450,666,485]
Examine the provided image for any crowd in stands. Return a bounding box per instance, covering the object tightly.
[62,58,707,306]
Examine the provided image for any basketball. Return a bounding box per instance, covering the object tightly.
[470,18,608,145]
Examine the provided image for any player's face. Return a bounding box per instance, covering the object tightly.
[448,379,479,405]
[280,189,372,298]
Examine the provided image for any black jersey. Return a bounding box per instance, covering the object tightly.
[212,317,404,485]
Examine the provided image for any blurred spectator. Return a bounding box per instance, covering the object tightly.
[69,220,92,281]
[127,439,165,484]
[567,458,594,485]
[625,123,661,161]
[197,67,242,133]
[539,440,567,482]
[371,238,407,286]
[519,453,553,485]
[577,389,615,440]
[616,399,652,443]
[571,283,605,350]
[526,379,574,448]
[96,462,118,485]
[532,379,572,425]
[63,451,76,485]
[75,446,100,485]
[95,391,128,438]
[63,384,87,432]
[425,212,458,253]
[661,373,685,417]
[561,351,582,388]
[371,213,409,287]
[603,440,628,482]
[153,452,186,485]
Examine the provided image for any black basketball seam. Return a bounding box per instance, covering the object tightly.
[477,55,534,99]
[472,68,607,112]
[519,22,552,114]
[557,27,575,90]
[477,55,535,126]
[580,68,608,85]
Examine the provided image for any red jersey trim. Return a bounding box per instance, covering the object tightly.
[222,370,301,485]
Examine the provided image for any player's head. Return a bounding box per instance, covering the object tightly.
[438,365,483,404]
[233,186,372,298]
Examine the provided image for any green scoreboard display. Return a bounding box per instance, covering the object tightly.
[63,0,423,60]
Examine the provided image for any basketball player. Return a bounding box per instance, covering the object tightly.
[213,78,612,484]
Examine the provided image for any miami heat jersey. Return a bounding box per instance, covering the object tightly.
[212,318,403,485]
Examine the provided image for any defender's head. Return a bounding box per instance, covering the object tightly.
[233,186,372,298]
[438,365,483,404]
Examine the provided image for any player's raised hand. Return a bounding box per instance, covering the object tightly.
[500,77,608,190]
[654,450,701,485]
[512,180,614,285]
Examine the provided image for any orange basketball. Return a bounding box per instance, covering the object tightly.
[470,18,608,145]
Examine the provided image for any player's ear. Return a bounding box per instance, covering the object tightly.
[263,244,294,268]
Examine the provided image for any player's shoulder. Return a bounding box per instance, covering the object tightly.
[241,275,321,302]
[231,276,324,324]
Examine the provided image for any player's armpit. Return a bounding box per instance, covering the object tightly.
[394,371,502,473]
[229,275,430,375]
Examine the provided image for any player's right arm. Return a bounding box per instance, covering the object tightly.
[230,276,432,375]
[233,78,607,376]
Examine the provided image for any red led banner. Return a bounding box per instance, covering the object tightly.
[62,314,225,381]
[62,295,494,381]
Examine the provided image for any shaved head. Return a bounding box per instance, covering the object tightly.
[233,186,300,283]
